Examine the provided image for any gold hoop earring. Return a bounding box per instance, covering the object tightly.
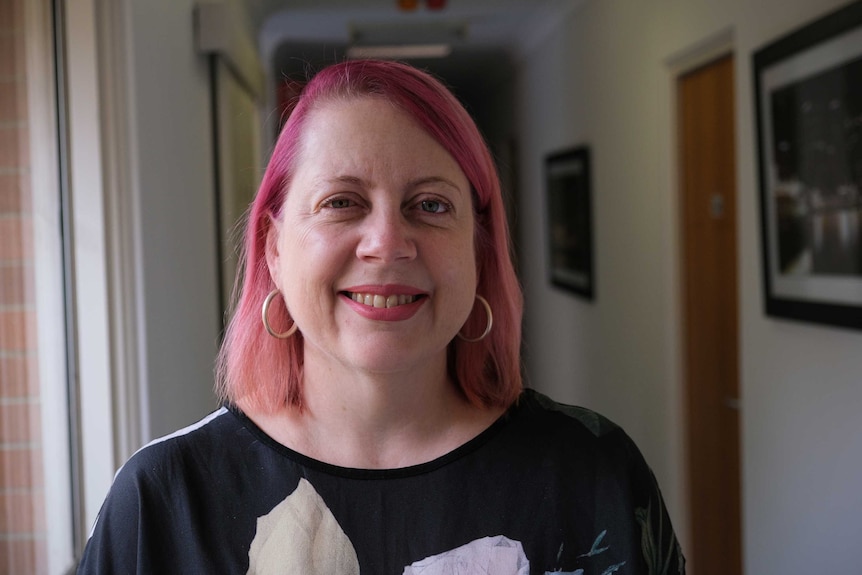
[262,289,298,339]
[457,294,493,342]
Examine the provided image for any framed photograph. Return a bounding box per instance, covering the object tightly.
[753,0,862,330]
[545,146,594,299]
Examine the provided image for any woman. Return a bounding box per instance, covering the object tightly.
[78,60,684,574]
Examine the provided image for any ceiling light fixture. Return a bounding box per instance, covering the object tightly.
[346,44,452,60]
[346,20,464,60]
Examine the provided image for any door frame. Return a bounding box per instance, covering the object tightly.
[663,27,738,566]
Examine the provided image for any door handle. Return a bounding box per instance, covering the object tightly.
[723,397,740,410]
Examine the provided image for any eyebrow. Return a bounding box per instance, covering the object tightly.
[406,176,465,194]
[319,175,466,195]
[326,175,365,187]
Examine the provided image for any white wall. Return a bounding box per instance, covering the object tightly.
[125,0,223,439]
[515,0,862,573]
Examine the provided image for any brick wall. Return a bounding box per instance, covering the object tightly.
[0,0,48,572]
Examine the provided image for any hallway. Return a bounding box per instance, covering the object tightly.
[3,0,862,573]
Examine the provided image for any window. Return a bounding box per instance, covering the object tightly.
[1,0,75,572]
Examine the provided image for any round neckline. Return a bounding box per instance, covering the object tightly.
[228,400,518,480]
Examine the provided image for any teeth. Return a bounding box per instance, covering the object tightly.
[350,292,418,308]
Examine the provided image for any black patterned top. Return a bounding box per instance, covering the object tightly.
[78,389,685,575]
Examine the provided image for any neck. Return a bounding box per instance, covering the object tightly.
[244,351,504,469]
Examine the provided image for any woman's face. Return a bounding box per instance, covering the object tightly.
[267,97,477,377]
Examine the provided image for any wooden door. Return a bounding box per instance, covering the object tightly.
[678,54,742,575]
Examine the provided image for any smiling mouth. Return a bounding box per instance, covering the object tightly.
[345,292,423,309]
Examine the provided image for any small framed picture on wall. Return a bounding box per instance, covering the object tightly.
[545,146,594,300]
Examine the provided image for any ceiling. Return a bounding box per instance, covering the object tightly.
[247,0,570,48]
[244,0,574,103]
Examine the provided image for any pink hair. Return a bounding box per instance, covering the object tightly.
[215,60,523,412]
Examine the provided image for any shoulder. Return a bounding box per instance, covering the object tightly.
[511,390,687,572]
[516,388,622,438]
[129,406,235,459]
[78,407,242,572]
[508,389,651,480]
[102,406,237,509]
[114,406,234,485]
[513,388,637,457]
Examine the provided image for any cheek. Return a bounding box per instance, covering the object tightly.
[278,223,326,269]
[278,227,350,295]
[273,230,312,298]
[460,226,478,280]
[439,235,478,293]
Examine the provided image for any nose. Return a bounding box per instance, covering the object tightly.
[356,206,417,263]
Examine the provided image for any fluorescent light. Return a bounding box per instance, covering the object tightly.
[346,44,452,60]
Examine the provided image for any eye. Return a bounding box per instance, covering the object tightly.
[419,199,449,214]
[323,197,354,209]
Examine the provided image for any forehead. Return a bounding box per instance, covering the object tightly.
[293,97,466,181]
[300,97,420,147]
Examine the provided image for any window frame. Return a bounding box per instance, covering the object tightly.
[60,0,142,555]
[21,0,73,570]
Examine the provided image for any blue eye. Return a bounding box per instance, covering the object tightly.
[327,198,352,209]
[420,200,447,213]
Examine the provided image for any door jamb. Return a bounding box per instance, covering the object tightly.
[662,26,736,558]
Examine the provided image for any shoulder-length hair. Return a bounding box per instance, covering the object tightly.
[215,59,523,413]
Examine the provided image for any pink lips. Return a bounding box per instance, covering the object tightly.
[340,284,427,321]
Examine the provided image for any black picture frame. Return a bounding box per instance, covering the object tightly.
[545,146,594,300]
[753,0,862,330]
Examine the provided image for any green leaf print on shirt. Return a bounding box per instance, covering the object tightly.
[635,501,684,575]
[544,532,625,575]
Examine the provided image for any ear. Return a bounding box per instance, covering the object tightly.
[264,214,281,286]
